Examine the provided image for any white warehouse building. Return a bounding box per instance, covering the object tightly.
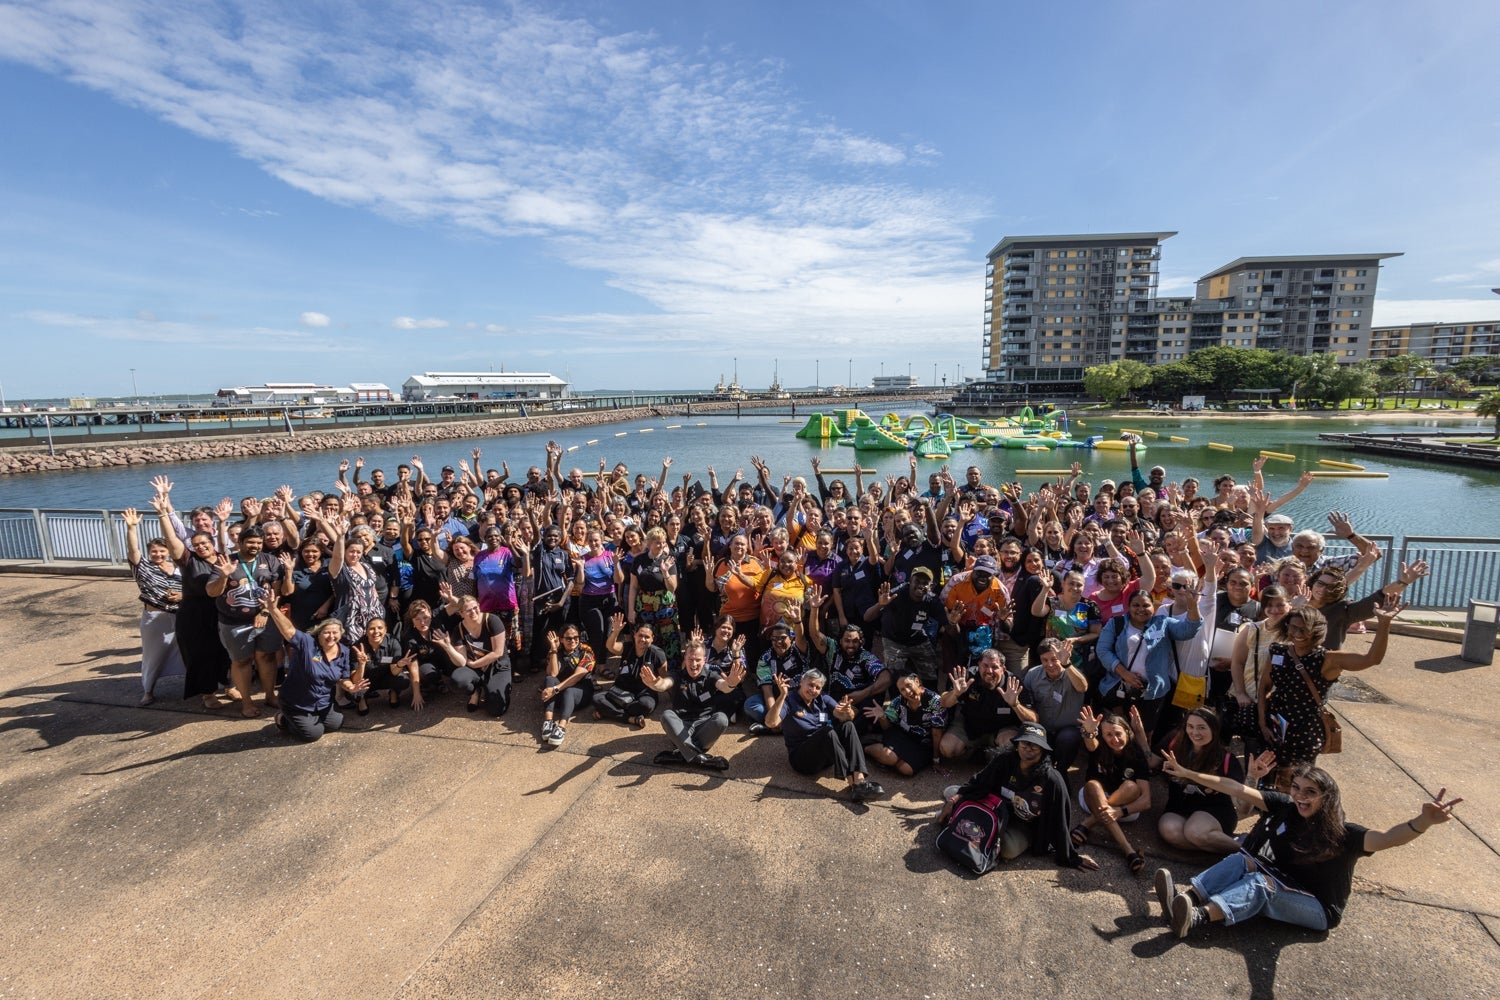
[401,371,570,401]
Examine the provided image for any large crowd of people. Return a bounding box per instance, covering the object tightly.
[119,436,1460,938]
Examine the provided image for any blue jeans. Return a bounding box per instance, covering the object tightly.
[1190,854,1328,931]
[743,695,786,725]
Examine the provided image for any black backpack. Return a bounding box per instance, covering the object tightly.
[936,794,1008,875]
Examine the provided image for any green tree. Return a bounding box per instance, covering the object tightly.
[1083,360,1152,405]
[1445,356,1499,385]
[1477,391,1500,439]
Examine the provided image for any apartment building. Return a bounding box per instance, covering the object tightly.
[983,232,1175,386]
[1369,321,1499,363]
[983,239,1402,387]
[1192,254,1401,360]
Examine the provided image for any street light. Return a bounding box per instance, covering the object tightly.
[130,368,138,404]
[848,358,853,389]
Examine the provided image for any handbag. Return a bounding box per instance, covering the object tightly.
[1168,630,1206,710]
[1291,653,1342,755]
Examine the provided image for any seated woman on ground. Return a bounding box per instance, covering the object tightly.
[540,626,596,748]
[1154,756,1460,938]
[432,593,512,716]
[1072,705,1153,874]
[259,591,370,743]
[1151,706,1246,856]
[351,617,415,713]
[594,616,666,729]
[864,671,948,778]
[399,600,443,707]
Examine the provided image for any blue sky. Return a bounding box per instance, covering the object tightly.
[2,0,1499,400]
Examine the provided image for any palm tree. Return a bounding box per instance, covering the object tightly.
[1477,390,1500,440]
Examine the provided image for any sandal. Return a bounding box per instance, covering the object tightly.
[1070,823,1089,848]
[1127,851,1146,875]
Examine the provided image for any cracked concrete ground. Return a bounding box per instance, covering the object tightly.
[0,573,1496,999]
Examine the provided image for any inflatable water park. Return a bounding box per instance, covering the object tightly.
[792,406,1148,457]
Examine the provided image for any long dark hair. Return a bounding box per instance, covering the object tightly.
[1173,707,1229,775]
[1288,763,1347,862]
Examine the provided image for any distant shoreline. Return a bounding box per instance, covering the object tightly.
[1095,407,1482,423]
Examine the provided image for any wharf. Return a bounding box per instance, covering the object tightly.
[1318,429,1500,468]
[1,573,1497,998]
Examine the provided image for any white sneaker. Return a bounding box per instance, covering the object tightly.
[541,720,557,740]
[546,725,566,747]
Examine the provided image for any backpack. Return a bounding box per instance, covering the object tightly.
[936,793,1008,875]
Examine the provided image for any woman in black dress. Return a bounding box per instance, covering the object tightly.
[1260,600,1399,781]
[159,517,231,710]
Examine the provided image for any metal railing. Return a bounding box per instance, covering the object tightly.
[1396,537,1500,610]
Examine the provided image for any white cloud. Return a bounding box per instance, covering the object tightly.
[484,323,506,333]
[19,309,353,351]
[1432,259,1500,284]
[1372,298,1500,327]
[1156,275,1196,296]
[392,316,450,330]
[299,311,330,327]
[0,1,978,358]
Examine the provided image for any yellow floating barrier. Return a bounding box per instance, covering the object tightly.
[585,439,598,445]
[1207,442,1234,452]
[1144,431,1159,438]
[1307,471,1388,478]
[665,424,681,429]
[565,445,578,452]
[1092,440,1132,451]
[695,422,707,427]
[1075,421,1086,427]
[1119,428,1142,435]
[815,468,860,475]
[1259,450,1296,462]
[1318,459,1365,471]
[638,428,653,433]
[1169,435,1190,443]
[614,432,628,437]
[1016,469,1072,475]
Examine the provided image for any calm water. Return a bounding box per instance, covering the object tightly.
[3,411,1496,541]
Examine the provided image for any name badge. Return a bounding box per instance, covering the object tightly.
[698,690,712,701]
[1051,690,1064,703]
[853,570,865,580]
[379,656,393,665]
[815,712,827,724]
[1271,655,1285,665]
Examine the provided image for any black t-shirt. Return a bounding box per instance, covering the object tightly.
[288,565,334,630]
[613,643,667,694]
[833,558,882,621]
[214,553,282,623]
[889,540,944,588]
[957,675,1022,738]
[1009,574,1049,647]
[1085,742,1151,795]
[531,543,573,605]
[879,586,945,646]
[668,665,729,719]
[631,553,672,595]
[410,551,446,608]
[1245,790,1372,928]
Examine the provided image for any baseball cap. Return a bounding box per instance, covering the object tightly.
[910,566,934,582]
[972,555,999,574]
[1013,722,1052,751]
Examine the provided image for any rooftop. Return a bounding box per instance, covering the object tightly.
[987,231,1177,259]
[1198,252,1403,282]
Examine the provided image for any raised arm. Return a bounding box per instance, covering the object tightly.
[1160,748,1267,811]
[1363,788,1463,853]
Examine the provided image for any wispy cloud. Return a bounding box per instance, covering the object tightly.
[392,316,450,330]
[19,308,353,351]
[299,310,330,327]
[0,1,981,356]
[1432,258,1500,284]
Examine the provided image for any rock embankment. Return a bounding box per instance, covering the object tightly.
[0,406,676,476]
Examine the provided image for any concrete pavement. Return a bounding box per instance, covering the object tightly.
[0,573,1496,999]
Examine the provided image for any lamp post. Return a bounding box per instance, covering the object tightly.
[130,368,138,405]
[848,358,853,389]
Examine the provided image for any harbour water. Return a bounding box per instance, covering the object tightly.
[2,411,1496,542]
